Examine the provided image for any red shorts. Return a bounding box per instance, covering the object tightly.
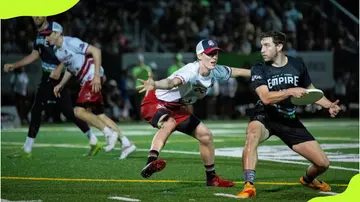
[141,90,191,127]
[76,79,104,105]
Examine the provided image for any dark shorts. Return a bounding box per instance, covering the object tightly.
[141,90,200,135]
[250,105,315,148]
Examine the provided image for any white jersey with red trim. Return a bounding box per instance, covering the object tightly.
[155,61,232,105]
[53,36,104,85]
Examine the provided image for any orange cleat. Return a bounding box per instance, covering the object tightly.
[300,177,331,192]
[236,182,256,198]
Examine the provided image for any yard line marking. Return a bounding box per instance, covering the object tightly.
[261,158,359,172]
[2,142,358,172]
[0,176,349,187]
[319,191,339,195]
[0,199,42,202]
[108,196,141,201]
[214,193,241,199]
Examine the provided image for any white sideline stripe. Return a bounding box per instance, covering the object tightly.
[108,196,140,201]
[214,193,241,199]
[1,199,42,202]
[1,120,358,132]
[2,142,358,172]
[319,191,339,195]
[2,129,359,142]
[261,158,359,172]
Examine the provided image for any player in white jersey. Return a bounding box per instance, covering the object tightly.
[136,39,251,187]
[46,26,136,159]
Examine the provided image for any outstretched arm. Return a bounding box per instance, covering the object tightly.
[307,84,341,117]
[4,50,40,72]
[230,67,251,78]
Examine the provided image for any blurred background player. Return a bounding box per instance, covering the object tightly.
[48,24,137,159]
[136,39,251,187]
[236,31,341,198]
[3,17,99,158]
[167,53,185,76]
[130,54,153,121]
[10,66,29,125]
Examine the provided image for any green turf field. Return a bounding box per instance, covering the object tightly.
[1,119,359,202]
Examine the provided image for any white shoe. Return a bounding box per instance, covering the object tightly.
[119,144,136,159]
[104,132,118,152]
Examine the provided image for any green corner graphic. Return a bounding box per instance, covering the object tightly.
[309,174,360,202]
[0,0,79,19]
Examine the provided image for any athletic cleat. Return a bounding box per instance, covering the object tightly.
[7,149,32,159]
[207,175,234,187]
[119,144,137,159]
[104,132,118,152]
[88,143,103,156]
[300,177,331,192]
[236,182,256,198]
[141,159,166,178]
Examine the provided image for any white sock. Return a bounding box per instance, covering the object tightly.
[86,130,98,145]
[23,137,34,153]
[103,126,113,137]
[121,136,131,147]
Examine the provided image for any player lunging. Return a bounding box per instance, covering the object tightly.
[4,17,99,157]
[46,24,136,159]
[236,31,341,198]
[137,39,251,187]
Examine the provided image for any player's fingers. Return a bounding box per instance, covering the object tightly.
[332,99,340,106]
[139,88,146,93]
[137,78,146,83]
[148,70,152,79]
[136,85,144,90]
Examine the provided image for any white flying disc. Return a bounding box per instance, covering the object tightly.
[291,89,324,105]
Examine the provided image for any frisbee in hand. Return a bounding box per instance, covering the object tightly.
[291,89,324,105]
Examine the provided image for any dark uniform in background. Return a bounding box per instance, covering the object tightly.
[28,21,91,139]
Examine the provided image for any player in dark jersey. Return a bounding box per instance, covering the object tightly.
[3,17,101,158]
[236,31,341,198]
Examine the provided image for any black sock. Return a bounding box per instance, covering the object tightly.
[205,164,216,181]
[303,171,314,183]
[244,170,256,185]
[146,150,159,165]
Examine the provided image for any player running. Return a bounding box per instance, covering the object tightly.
[3,17,99,157]
[46,23,136,159]
[136,39,251,187]
[236,31,341,198]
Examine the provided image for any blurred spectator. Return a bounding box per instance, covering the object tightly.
[168,53,185,76]
[218,77,238,119]
[10,67,29,124]
[130,54,153,121]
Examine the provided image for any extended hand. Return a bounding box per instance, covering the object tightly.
[328,99,341,118]
[4,63,16,73]
[136,70,155,94]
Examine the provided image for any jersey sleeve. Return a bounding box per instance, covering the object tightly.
[250,63,267,90]
[68,37,89,54]
[299,58,312,88]
[171,64,196,84]
[212,65,232,81]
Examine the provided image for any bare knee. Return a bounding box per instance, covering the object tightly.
[315,158,330,170]
[74,107,85,117]
[197,129,213,145]
[245,122,264,148]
